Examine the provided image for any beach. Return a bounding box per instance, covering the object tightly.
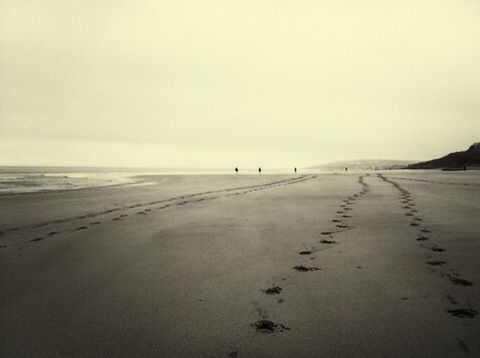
[1,171,479,357]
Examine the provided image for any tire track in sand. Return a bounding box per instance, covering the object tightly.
[0,175,316,251]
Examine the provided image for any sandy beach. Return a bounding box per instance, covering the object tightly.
[1,171,479,357]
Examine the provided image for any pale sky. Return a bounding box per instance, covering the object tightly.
[1,0,479,168]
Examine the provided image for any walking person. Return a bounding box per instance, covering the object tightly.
[258,167,262,174]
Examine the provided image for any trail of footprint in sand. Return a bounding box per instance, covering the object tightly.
[250,301,290,334]
[248,175,370,339]
[297,175,370,259]
[376,173,477,323]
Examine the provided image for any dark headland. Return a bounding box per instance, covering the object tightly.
[408,143,480,170]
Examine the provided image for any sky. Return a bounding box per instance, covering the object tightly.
[1,0,479,168]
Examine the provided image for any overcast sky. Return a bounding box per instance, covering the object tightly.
[1,0,479,168]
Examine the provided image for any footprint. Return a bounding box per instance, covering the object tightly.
[48,231,60,236]
[336,224,349,228]
[416,236,429,241]
[431,246,445,252]
[253,320,290,333]
[420,229,431,233]
[320,239,336,244]
[73,226,88,231]
[30,237,44,242]
[320,232,332,235]
[293,265,320,272]
[426,260,446,266]
[90,222,101,225]
[447,308,477,319]
[448,276,473,286]
[299,250,313,255]
[263,286,282,295]
[410,222,419,227]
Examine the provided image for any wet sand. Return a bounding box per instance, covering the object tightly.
[1,172,479,357]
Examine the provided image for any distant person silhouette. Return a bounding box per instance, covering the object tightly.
[345,167,348,172]
[294,167,297,174]
[235,167,239,174]
[258,167,262,174]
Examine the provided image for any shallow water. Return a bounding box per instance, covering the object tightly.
[0,171,137,194]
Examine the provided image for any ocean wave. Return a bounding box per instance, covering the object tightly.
[0,172,138,195]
